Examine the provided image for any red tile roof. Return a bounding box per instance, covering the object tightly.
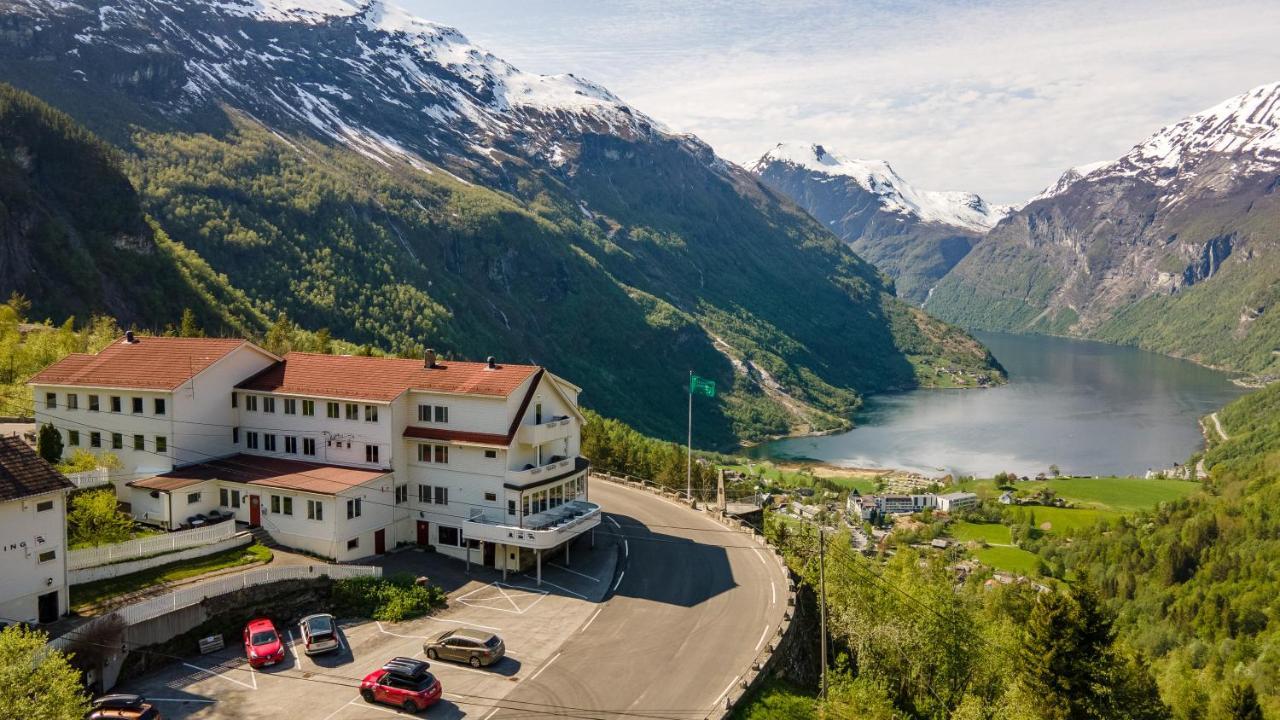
[236,352,540,402]
[0,436,74,502]
[129,454,387,496]
[402,426,509,447]
[28,337,262,391]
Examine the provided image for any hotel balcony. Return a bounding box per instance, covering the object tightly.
[516,416,574,446]
[506,456,587,489]
[463,499,601,550]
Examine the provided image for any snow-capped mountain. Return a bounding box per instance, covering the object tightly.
[927,82,1280,380]
[750,142,1008,303]
[751,143,1009,232]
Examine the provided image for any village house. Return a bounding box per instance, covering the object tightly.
[30,336,597,578]
[0,437,74,625]
[936,491,979,513]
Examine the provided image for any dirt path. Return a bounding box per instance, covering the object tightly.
[1210,412,1229,441]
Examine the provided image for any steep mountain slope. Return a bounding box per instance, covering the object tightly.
[0,0,1001,445]
[0,82,262,331]
[750,142,1010,303]
[927,83,1280,381]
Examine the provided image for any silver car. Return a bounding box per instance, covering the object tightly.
[298,613,340,655]
[423,628,505,668]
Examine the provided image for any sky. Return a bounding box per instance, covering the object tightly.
[408,0,1280,204]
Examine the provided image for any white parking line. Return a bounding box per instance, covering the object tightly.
[580,606,604,634]
[606,515,620,529]
[524,652,561,685]
[755,624,770,651]
[424,616,504,632]
[713,675,741,707]
[521,574,588,600]
[548,562,600,583]
[481,707,501,720]
[182,662,256,690]
[624,539,629,557]
[771,580,776,605]
[612,571,625,592]
[320,698,359,720]
[286,628,299,660]
[148,698,217,704]
[376,620,430,639]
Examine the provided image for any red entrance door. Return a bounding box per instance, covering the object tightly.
[374,529,386,554]
[416,521,430,546]
[248,495,261,528]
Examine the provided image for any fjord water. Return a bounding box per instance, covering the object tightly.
[752,332,1246,477]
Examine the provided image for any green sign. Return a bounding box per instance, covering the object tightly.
[690,374,716,397]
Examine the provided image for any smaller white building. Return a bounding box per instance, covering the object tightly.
[937,492,979,513]
[0,436,73,625]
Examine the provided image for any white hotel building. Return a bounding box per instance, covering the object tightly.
[0,436,73,625]
[30,335,598,575]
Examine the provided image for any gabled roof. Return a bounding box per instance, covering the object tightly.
[236,352,540,402]
[401,367,547,447]
[0,436,74,502]
[129,454,387,496]
[28,336,273,391]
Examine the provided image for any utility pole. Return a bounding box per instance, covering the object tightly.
[818,524,828,701]
[686,369,693,505]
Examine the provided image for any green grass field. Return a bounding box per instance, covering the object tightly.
[724,462,879,495]
[950,521,1012,545]
[955,476,1199,513]
[70,543,272,610]
[1004,505,1119,535]
[974,545,1043,575]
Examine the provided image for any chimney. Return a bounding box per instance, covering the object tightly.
[424,348,437,369]
[124,330,137,344]
[486,356,496,370]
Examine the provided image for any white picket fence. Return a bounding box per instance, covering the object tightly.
[65,467,111,490]
[50,564,381,651]
[68,522,237,570]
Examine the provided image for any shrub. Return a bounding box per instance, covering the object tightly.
[331,573,445,622]
[67,488,133,547]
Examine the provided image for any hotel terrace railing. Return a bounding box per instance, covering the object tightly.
[463,499,601,549]
[516,415,574,446]
[506,455,584,486]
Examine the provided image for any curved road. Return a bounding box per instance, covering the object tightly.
[495,480,788,719]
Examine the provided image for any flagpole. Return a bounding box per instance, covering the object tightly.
[686,369,693,504]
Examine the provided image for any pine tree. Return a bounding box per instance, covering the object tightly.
[36,422,62,464]
[178,308,204,337]
[1223,683,1263,720]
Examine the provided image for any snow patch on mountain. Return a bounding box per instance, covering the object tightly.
[751,142,1009,232]
[1030,160,1110,203]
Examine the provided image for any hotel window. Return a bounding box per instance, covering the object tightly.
[246,431,259,450]
[434,445,448,464]
[110,396,121,413]
[418,484,431,503]
[89,394,99,412]
[233,427,239,444]
[133,434,145,451]
[508,500,517,516]
[68,430,80,447]
[347,498,362,519]
[364,405,378,422]
[263,396,275,413]
[154,398,166,415]
[156,436,167,454]
[220,488,229,506]
[231,392,237,408]
[417,404,431,422]
[45,392,55,409]
[437,526,460,547]
[522,496,530,517]
[132,397,143,414]
[111,433,123,450]
[271,495,281,514]
[365,444,379,464]
[345,403,358,421]
[36,500,53,512]
[484,450,497,459]
[90,432,101,448]
[285,436,298,454]
[231,490,240,508]
[302,399,315,416]
[307,499,323,520]
[434,406,449,423]
[66,394,78,410]
[327,401,340,419]
[347,538,359,550]
[433,486,448,505]
[187,492,201,504]
[246,395,258,412]
[283,398,296,415]
[395,485,408,504]
[303,437,316,456]
[417,443,430,463]
[484,492,497,502]
[38,550,56,564]
[282,496,293,515]
[264,434,277,452]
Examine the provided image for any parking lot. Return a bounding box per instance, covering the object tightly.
[116,533,618,719]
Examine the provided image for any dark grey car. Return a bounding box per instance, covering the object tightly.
[422,628,505,668]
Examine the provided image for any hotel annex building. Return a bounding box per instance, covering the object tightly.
[30,335,598,573]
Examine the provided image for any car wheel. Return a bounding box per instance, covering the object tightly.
[402,700,418,714]
[360,689,375,703]
[426,648,437,660]
[469,655,482,668]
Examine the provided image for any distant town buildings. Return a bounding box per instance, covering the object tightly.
[846,490,979,519]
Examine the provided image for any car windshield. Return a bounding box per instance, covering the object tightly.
[251,630,277,645]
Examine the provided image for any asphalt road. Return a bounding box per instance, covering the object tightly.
[494,480,788,720]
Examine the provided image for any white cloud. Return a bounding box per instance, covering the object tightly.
[410,0,1280,203]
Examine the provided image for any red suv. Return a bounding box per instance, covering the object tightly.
[360,657,442,713]
[243,618,285,667]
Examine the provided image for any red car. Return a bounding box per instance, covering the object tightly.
[360,657,442,714]
[243,618,285,667]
